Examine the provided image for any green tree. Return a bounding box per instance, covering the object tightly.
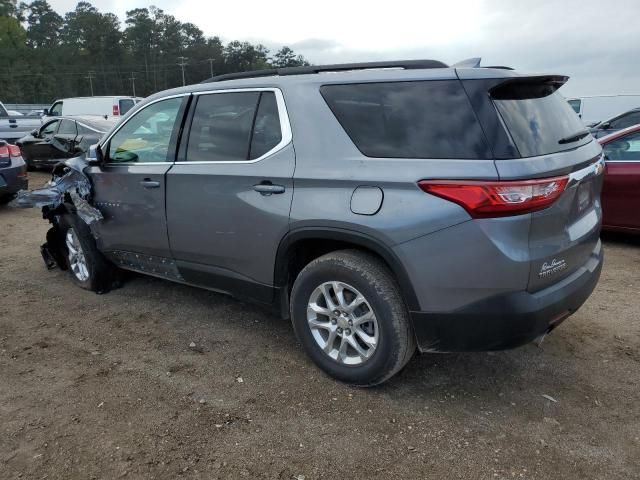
[23,0,63,48]
[271,46,310,68]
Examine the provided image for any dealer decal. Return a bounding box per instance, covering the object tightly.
[538,258,567,278]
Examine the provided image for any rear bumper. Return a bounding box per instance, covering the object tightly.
[410,240,603,352]
[0,163,28,197]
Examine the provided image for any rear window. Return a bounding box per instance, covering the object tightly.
[119,99,135,115]
[493,87,591,157]
[320,81,490,159]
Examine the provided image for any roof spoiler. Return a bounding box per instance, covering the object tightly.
[489,75,570,99]
[453,57,515,70]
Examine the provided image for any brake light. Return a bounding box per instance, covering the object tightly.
[113,104,119,116]
[0,145,7,157]
[418,176,569,218]
[8,145,21,157]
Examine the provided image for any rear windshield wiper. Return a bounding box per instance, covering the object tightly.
[558,129,591,144]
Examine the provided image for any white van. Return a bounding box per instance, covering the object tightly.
[43,96,142,122]
[567,95,640,126]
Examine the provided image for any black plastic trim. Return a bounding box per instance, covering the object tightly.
[410,250,602,352]
[274,227,421,311]
[202,59,449,83]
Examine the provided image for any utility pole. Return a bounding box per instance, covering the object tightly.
[129,73,137,97]
[177,56,188,86]
[85,71,96,96]
[207,58,215,78]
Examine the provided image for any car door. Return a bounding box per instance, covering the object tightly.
[27,119,61,161]
[88,95,189,267]
[50,119,79,159]
[602,130,640,230]
[166,89,295,303]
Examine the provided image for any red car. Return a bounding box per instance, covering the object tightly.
[598,125,640,233]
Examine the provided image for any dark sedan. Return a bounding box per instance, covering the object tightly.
[599,124,640,233]
[17,116,116,170]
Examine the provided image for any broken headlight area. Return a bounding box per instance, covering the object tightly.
[11,158,103,270]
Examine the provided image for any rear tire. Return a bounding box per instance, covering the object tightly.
[290,249,415,387]
[58,213,119,293]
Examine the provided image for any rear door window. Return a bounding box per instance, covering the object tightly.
[186,92,260,162]
[41,120,60,137]
[320,80,490,159]
[58,119,77,135]
[492,85,591,157]
[249,92,282,159]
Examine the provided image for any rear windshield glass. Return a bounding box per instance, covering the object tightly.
[119,99,135,115]
[320,81,490,159]
[493,89,591,157]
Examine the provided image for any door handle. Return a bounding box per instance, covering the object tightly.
[140,179,160,189]
[253,182,285,195]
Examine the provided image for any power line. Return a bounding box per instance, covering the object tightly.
[177,56,188,86]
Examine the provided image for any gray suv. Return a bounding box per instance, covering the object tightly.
[23,60,604,386]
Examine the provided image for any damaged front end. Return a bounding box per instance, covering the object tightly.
[11,156,103,270]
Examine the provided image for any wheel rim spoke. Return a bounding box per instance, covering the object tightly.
[307,281,379,366]
[66,228,89,282]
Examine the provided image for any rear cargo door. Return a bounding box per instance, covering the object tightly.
[487,77,604,291]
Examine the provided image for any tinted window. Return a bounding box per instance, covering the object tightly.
[250,92,282,159]
[610,111,640,130]
[320,81,489,159]
[493,90,590,157]
[567,99,581,114]
[108,97,182,163]
[58,119,77,135]
[119,99,135,115]
[186,92,260,162]
[50,102,62,116]
[41,120,60,136]
[603,131,640,161]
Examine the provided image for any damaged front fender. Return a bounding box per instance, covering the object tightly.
[11,156,103,225]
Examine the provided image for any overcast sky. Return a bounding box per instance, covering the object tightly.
[48,0,640,97]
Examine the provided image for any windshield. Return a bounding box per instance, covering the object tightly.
[494,91,591,157]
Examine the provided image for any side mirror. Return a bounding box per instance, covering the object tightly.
[600,122,611,130]
[43,108,49,116]
[86,143,104,166]
[30,128,38,136]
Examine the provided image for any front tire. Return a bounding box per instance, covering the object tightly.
[290,250,415,386]
[58,214,118,293]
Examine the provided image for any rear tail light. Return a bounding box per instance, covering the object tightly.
[418,176,569,218]
[113,104,119,115]
[8,145,21,157]
[0,144,22,157]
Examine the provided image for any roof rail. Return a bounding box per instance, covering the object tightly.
[201,59,449,83]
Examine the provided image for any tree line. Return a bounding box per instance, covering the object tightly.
[0,0,310,103]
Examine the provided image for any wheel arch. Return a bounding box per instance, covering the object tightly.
[274,227,420,313]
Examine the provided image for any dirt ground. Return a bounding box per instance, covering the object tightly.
[1,171,639,480]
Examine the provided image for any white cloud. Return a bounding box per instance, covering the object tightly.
[47,0,640,96]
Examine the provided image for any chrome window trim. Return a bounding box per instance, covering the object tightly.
[181,87,292,165]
